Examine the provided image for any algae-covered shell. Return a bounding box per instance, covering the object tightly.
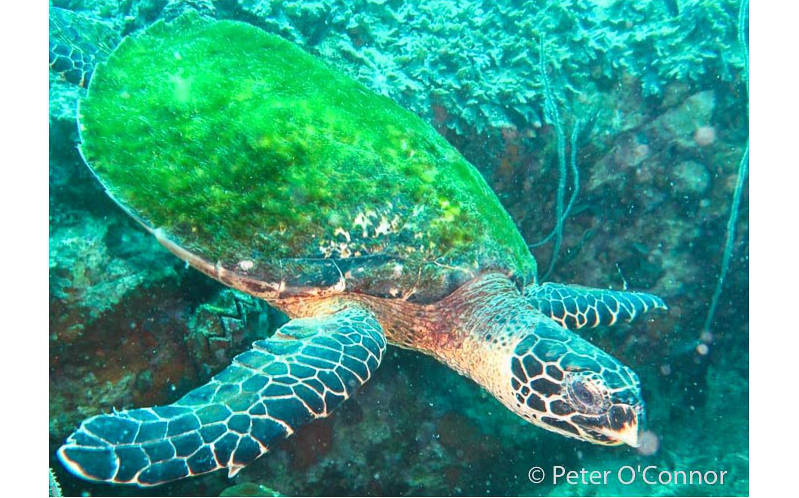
[79,13,536,302]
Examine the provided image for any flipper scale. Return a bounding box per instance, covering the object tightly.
[525,283,667,330]
[58,306,386,486]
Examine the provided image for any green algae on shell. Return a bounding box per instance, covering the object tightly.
[78,13,536,302]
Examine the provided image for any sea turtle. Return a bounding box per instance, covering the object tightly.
[56,12,666,487]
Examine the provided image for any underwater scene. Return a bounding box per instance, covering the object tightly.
[48,0,749,496]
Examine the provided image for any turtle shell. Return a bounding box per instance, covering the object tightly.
[78,13,536,303]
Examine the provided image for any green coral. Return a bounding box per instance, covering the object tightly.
[80,13,535,291]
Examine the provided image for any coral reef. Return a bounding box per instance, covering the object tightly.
[51,0,745,167]
[49,0,748,496]
[224,0,743,135]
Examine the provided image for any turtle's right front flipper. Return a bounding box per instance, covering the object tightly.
[524,283,667,330]
[57,306,386,486]
[49,7,120,88]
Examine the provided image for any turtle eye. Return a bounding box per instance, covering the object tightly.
[572,381,596,405]
[567,376,608,414]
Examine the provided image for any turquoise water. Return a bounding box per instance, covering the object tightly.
[49,0,748,496]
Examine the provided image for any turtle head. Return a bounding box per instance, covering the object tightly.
[507,328,644,447]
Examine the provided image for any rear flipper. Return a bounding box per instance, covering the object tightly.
[524,283,667,330]
[57,306,386,486]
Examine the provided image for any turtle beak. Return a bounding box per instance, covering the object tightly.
[598,404,641,447]
[609,418,640,447]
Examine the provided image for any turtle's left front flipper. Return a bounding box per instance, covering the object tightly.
[57,306,386,486]
[524,283,667,330]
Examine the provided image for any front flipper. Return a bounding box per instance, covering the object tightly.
[57,306,386,486]
[524,283,666,330]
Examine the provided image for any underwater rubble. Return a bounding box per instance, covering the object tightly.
[49,0,748,496]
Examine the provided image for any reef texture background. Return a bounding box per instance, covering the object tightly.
[49,0,748,496]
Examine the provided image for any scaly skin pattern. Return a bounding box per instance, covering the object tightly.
[279,273,644,446]
[49,7,119,88]
[78,13,535,303]
[524,283,667,329]
[58,307,386,486]
[58,273,653,485]
[429,275,643,445]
